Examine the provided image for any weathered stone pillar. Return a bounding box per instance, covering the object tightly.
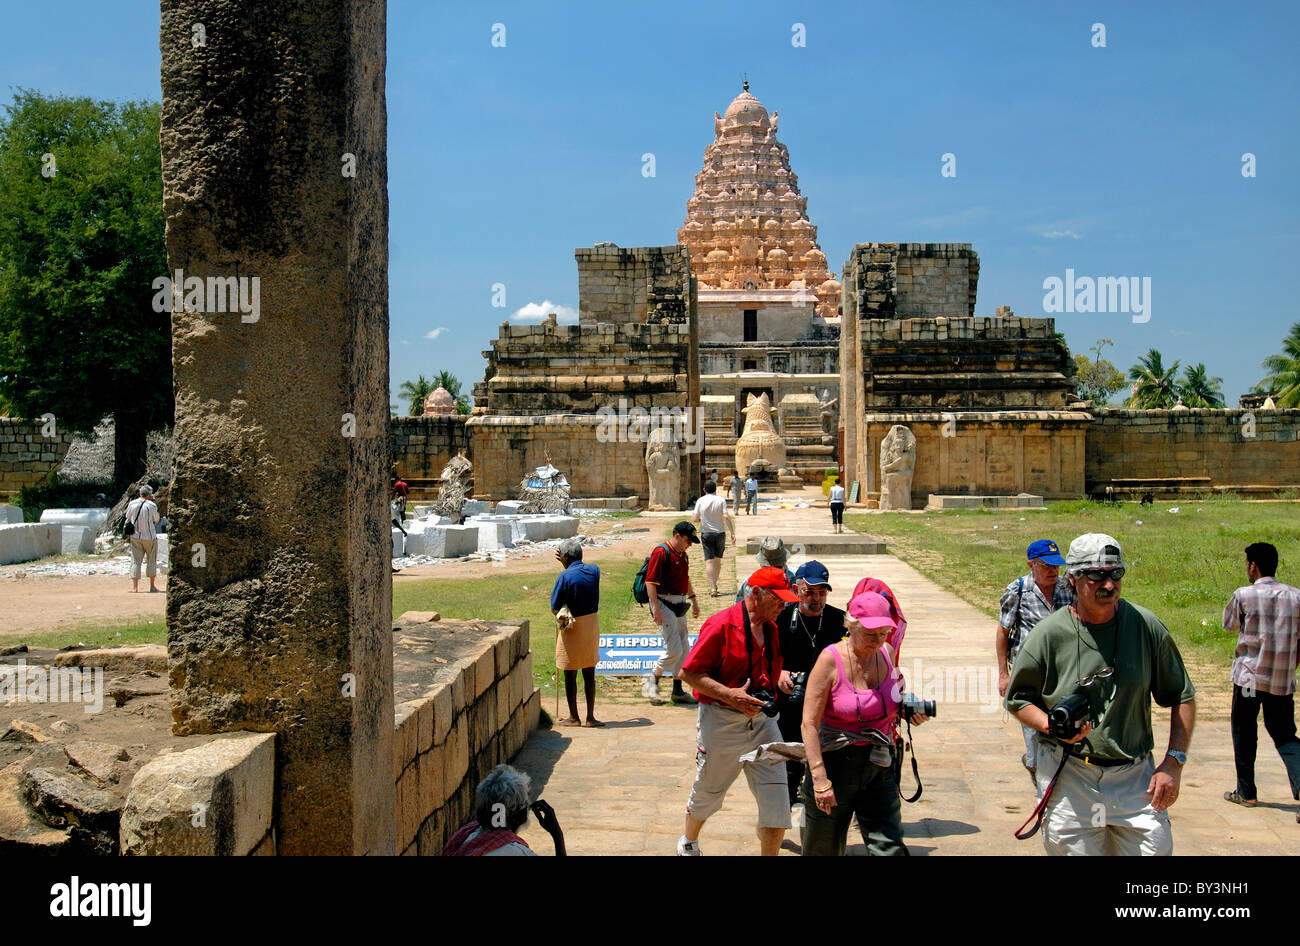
[160,0,394,854]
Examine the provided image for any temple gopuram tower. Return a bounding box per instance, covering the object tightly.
[679,82,840,482]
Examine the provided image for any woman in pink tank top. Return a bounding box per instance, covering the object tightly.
[800,591,929,855]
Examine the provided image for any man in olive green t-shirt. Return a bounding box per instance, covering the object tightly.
[1005,533,1196,856]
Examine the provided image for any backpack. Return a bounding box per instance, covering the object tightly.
[632,544,672,606]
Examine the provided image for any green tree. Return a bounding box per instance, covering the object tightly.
[397,374,435,416]
[1072,338,1125,405]
[0,90,168,488]
[432,370,471,415]
[1178,363,1225,408]
[1126,349,1181,409]
[1260,320,1300,407]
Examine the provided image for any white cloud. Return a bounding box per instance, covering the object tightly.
[1029,219,1092,240]
[510,300,579,324]
[1041,230,1083,240]
[400,339,410,346]
[425,327,448,340]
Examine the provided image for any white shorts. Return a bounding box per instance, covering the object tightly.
[686,701,790,829]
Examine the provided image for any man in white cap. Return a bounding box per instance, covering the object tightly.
[1004,533,1196,856]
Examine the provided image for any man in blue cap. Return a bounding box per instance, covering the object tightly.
[996,539,1073,783]
[775,560,848,819]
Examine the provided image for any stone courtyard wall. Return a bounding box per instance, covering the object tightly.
[392,619,539,856]
[0,418,75,500]
[575,244,692,326]
[1086,408,1300,492]
[391,415,468,480]
[858,412,1091,504]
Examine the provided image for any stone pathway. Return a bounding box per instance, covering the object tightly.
[513,493,1299,855]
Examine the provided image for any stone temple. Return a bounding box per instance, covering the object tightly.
[679,82,841,482]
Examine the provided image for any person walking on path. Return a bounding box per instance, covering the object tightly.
[828,480,846,534]
[125,485,161,594]
[995,539,1073,784]
[728,469,745,516]
[551,538,603,728]
[693,480,735,597]
[1222,541,1300,816]
[1005,533,1196,856]
[735,536,795,603]
[642,522,701,706]
[745,474,759,516]
[775,561,846,817]
[677,566,801,855]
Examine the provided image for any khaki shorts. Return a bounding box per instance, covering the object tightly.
[686,701,790,829]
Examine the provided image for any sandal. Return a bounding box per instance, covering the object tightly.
[1223,790,1257,807]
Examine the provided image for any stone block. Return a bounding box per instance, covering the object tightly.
[495,500,525,515]
[442,718,469,802]
[0,506,21,525]
[0,522,61,565]
[466,517,514,550]
[393,701,420,780]
[55,644,167,673]
[61,525,96,555]
[419,742,445,813]
[474,648,495,699]
[422,524,478,558]
[391,528,405,558]
[461,499,490,516]
[156,533,169,571]
[397,765,420,850]
[493,634,512,679]
[120,733,275,856]
[39,507,111,529]
[432,684,454,746]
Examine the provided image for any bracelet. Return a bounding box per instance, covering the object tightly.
[809,762,825,770]
[813,781,832,793]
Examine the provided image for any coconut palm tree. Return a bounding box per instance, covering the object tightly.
[1260,320,1300,408]
[397,374,435,416]
[1178,363,1225,408]
[1126,349,1181,409]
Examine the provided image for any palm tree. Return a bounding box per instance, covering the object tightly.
[432,370,471,414]
[1260,320,1300,408]
[1126,349,1181,409]
[397,374,435,416]
[1178,363,1225,408]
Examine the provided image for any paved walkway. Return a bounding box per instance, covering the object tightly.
[513,492,1298,855]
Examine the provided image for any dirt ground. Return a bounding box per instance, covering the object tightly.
[0,514,657,640]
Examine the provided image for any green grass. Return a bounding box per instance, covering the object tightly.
[394,556,646,697]
[16,619,165,651]
[844,497,1300,678]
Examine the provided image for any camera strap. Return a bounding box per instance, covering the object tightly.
[896,716,923,803]
[1013,744,1071,840]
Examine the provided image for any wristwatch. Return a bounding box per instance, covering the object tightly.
[1165,749,1187,766]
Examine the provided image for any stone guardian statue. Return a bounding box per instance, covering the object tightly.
[645,425,681,511]
[878,425,917,511]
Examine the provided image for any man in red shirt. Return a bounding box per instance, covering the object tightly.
[643,522,702,706]
[676,566,800,856]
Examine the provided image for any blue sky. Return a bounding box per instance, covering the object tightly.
[2,0,1297,405]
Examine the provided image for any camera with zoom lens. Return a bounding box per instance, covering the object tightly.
[901,692,936,722]
[788,671,808,705]
[748,687,780,718]
[1048,691,1091,741]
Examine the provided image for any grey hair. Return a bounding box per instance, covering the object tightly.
[138,484,154,497]
[474,764,531,831]
[557,537,583,562]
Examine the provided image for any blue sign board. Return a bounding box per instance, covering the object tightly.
[597,632,700,675]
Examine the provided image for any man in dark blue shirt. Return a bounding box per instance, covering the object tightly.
[551,537,603,727]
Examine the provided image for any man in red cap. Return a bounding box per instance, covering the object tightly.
[675,566,800,856]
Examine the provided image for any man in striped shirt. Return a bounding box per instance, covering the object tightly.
[1223,542,1300,812]
[124,484,162,594]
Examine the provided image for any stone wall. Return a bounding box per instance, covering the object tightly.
[1086,408,1300,493]
[392,618,540,856]
[700,338,839,376]
[391,415,468,480]
[858,412,1091,504]
[575,244,693,325]
[842,243,980,321]
[0,418,75,500]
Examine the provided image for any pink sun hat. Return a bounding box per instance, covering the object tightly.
[847,591,898,630]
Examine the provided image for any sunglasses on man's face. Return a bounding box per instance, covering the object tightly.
[1079,567,1125,583]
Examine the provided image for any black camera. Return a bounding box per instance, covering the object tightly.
[1048,691,1091,741]
[788,672,808,705]
[901,692,936,721]
[749,687,780,718]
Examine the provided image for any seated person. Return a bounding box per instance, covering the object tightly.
[441,764,565,856]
